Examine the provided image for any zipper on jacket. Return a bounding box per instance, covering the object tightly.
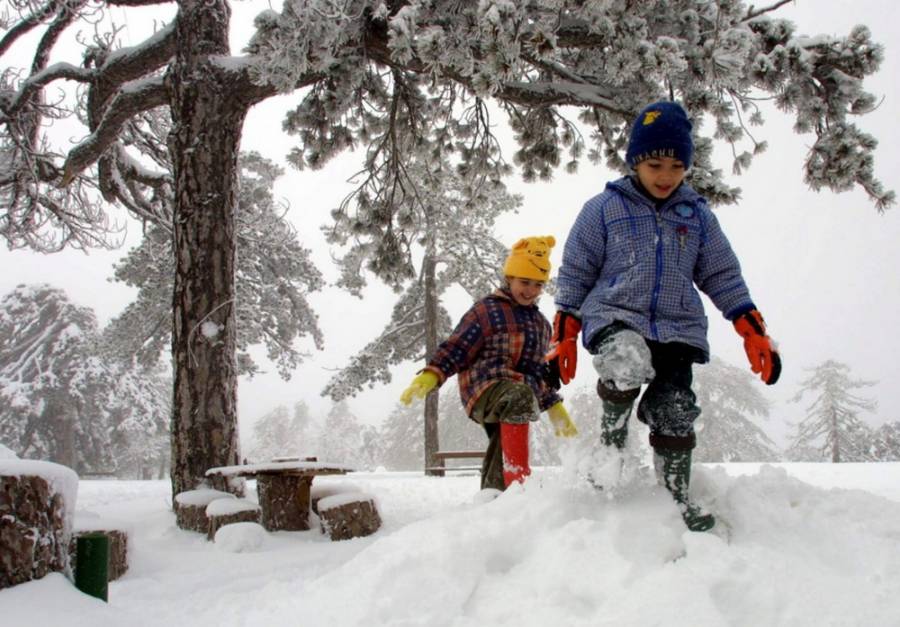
[649,210,663,340]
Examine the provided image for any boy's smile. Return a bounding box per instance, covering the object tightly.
[635,157,687,200]
[507,277,545,306]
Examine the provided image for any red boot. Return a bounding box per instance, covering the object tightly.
[500,422,531,487]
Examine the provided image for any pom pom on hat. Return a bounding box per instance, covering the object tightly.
[625,101,694,169]
[503,235,556,282]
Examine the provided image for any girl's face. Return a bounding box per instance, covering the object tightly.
[635,157,687,199]
[507,277,545,306]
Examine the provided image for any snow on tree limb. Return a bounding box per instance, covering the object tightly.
[59,77,168,186]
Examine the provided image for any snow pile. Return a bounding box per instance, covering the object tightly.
[1,464,899,627]
[213,522,267,553]
[0,443,18,459]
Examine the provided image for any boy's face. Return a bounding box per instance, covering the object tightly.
[635,157,687,199]
[507,277,545,306]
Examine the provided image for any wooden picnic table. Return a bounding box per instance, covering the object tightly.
[205,460,353,531]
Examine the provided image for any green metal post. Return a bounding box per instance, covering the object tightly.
[74,532,109,602]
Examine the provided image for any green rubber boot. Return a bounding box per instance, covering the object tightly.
[600,400,631,449]
[653,447,715,532]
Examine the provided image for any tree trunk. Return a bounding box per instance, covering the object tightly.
[168,0,248,502]
[422,247,442,476]
[831,407,840,463]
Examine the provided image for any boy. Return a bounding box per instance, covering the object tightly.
[401,236,577,490]
[547,101,781,531]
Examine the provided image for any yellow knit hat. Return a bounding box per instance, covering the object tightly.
[503,235,556,282]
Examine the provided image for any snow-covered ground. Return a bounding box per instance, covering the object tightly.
[3,461,899,627]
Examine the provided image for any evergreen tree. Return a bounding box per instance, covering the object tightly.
[291,400,316,455]
[317,400,364,467]
[322,154,517,473]
[789,360,877,462]
[106,152,324,379]
[872,421,900,462]
[0,284,111,471]
[104,360,171,479]
[0,284,170,475]
[693,357,779,462]
[248,405,296,463]
[380,401,423,471]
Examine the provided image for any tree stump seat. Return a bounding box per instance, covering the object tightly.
[317,492,382,541]
[205,498,261,540]
[69,517,130,581]
[311,483,354,516]
[205,461,352,532]
[0,462,78,590]
[174,489,235,533]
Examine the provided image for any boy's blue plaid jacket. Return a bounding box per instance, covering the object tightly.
[424,288,562,417]
[555,176,754,362]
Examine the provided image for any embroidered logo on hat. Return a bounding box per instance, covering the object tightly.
[626,101,695,169]
[643,110,661,125]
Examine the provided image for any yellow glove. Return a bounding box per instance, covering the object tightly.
[400,370,439,405]
[547,402,578,437]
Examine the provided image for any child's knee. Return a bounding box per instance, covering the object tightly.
[591,326,655,391]
[494,382,539,424]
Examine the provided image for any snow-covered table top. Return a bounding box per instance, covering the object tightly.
[205,460,354,478]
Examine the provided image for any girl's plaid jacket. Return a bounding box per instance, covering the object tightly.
[424,288,562,418]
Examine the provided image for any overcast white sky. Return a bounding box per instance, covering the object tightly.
[2,0,899,447]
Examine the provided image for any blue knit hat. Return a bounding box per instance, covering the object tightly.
[625,101,694,169]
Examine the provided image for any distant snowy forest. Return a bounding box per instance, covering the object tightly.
[2,283,898,478]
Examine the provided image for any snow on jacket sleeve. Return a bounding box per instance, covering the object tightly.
[693,206,754,320]
[555,194,609,311]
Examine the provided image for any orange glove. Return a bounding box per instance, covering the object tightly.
[545,311,581,388]
[733,309,781,385]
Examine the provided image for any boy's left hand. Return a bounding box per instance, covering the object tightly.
[547,402,578,437]
[733,309,781,385]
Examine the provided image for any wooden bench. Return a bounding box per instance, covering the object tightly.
[206,460,352,532]
[428,450,485,474]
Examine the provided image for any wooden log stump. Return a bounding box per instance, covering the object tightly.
[174,489,235,533]
[310,484,350,516]
[318,492,382,541]
[69,526,130,581]
[256,474,313,531]
[206,499,261,541]
[0,465,78,589]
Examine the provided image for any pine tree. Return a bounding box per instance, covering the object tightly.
[317,400,364,467]
[693,357,779,462]
[871,421,900,461]
[291,400,315,455]
[789,360,877,462]
[0,285,110,470]
[322,151,517,474]
[104,359,171,479]
[0,284,170,475]
[379,401,424,471]
[248,405,296,463]
[105,152,324,379]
